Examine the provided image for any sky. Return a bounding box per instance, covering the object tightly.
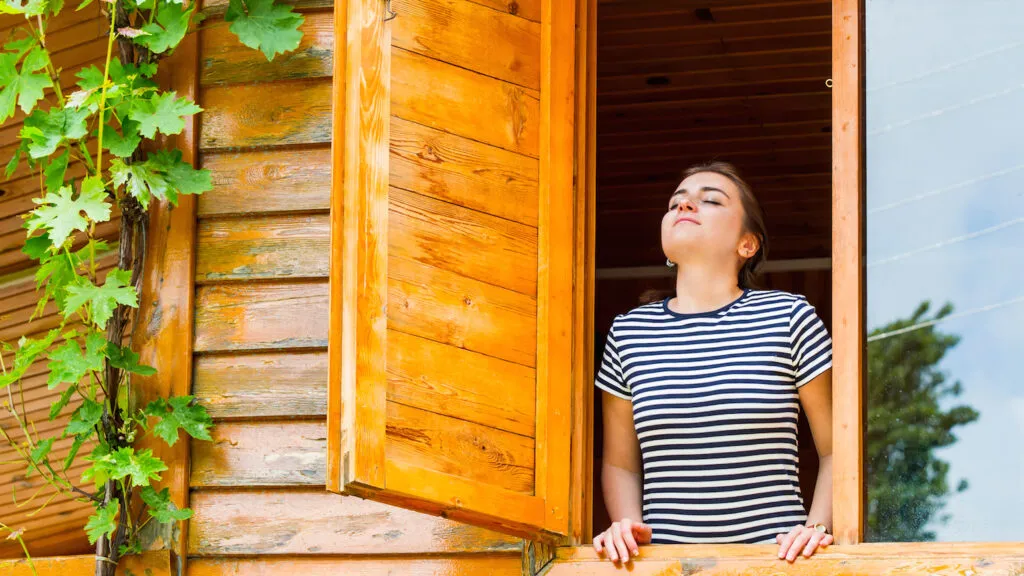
[865,0,1024,541]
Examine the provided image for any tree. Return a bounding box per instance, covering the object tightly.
[865,301,980,542]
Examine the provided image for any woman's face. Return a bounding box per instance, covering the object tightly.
[661,171,758,267]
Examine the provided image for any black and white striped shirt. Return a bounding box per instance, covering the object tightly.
[595,289,832,544]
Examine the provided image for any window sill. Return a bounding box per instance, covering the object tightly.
[549,542,1024,574]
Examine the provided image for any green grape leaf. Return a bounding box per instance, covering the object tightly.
[148,148,212,196]
[46,332,106,389]
[128,90,201,138]
[29,437,54,463]
[62,268,137,330]
[81,443,110,487]
[224,0,303,61]
[5,139,25,178]
[24,177,110,248]
[105,342,156,376]
[136,0,193,54]
[64,397,103,436]
[141,486,193,523]
[101,119,141,158]
[0,46,51,120]
[74,64,104,91]
[145,395,213,446]
[0,329,61,389]
[49,384,77,420]
[111,149,211,208]
[106,446,167,486]
[20,106,90,158]
[43,147,70,193]
[63,433,87,472]
[84,501,119,544]
[22,233,51,261]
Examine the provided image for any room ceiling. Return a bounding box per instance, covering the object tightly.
[596,0,833,268]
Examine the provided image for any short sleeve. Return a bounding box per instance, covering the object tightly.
[595,317,631,400]
[790,297,833,387]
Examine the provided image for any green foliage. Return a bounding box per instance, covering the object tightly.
[0,0,303,567]
[865,302,980,542]
[225,0,304,60]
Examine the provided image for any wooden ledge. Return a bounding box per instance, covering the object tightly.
[550,543,1024,575]
[0,550,172,576]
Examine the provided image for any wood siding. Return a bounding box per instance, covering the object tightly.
[188,1,524,573]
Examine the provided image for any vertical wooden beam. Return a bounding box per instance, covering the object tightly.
[538,0,576,536]
[570,0,597,546]
[131,8,200,570]
[831,0,865,545]
[328,0,390,493]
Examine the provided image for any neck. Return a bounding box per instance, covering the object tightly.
[669,261,744,315]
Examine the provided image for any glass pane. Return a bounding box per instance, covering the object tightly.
[865,0,1024,542]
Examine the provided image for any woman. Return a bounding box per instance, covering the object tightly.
[592,162,834,564]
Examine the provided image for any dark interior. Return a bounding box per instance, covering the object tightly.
[591,0,834,535]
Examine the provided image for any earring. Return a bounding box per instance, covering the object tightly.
[666,258,676,268]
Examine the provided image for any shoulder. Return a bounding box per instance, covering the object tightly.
[613,299,668,324]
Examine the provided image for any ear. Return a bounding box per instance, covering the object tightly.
[737,231,760,260]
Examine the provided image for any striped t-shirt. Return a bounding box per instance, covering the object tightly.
[595,289,832,544]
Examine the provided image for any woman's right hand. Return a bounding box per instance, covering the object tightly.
[592,518,652,562]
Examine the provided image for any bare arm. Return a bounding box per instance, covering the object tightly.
[601,390,643,522]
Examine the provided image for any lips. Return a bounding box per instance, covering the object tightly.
[675,216,700,225]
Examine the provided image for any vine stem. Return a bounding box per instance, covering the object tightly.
[95,0,120,176]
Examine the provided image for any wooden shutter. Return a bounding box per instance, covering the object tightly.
[327,0,577,540]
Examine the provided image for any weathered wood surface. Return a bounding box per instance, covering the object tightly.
[200,79,332,150]
[193,282,328,352]
[188,555,523,576]
[198,147,331,216]
[196,213,330,282]
[187,490,522,555]
[191,421,326,487]
[0,550,171,575]
[193,351,328,419]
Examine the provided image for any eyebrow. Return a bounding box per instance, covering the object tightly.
[671,186,731,199]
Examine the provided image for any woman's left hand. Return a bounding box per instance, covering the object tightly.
[775,524,833,562]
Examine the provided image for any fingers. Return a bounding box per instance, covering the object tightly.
[592,532,603,554]
[634,522,653,545]
[779,525,814,562]
[777,524,801,560]
[620,518,640,557]
[611,522,630,563]
[800,532,825,558]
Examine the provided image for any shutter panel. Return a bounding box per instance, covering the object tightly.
[328,0,577,540]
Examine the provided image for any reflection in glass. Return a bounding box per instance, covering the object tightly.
[865,0,1024,542]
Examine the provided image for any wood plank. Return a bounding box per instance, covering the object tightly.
[537,0,575,536]
[598,31,830,66]
[187,490,522,555]
[390,186,538,296]
[464,0,541,22]
[190,421,326,487]
[599,1,831,34]
[195,213,330,283]
[387,329,535,438]
[599,65,830,106]
[193,351,327,419]
[332,0,391,495]
[201,10,332,85]
[600,16,831,50]
[552,543,1024,575]
[392,47,540,157]
[390,116,538,226]
[388,255,537,367]
[199,78,332,150]
[198,147,331,216]
[201,0,331,17]
[832,0,864,547]
[187,555,523,576]
[193,282,328,352]
[386,401,534,494]
[598,98,830,137]
[392,0,540,90]
[0,550,171,575]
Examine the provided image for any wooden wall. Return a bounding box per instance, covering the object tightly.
[0,3,112,558]
[186,0,529,572]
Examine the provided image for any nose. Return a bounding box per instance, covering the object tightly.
[676,196,697,212]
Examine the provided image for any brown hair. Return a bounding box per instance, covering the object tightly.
[678,161,769,289]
